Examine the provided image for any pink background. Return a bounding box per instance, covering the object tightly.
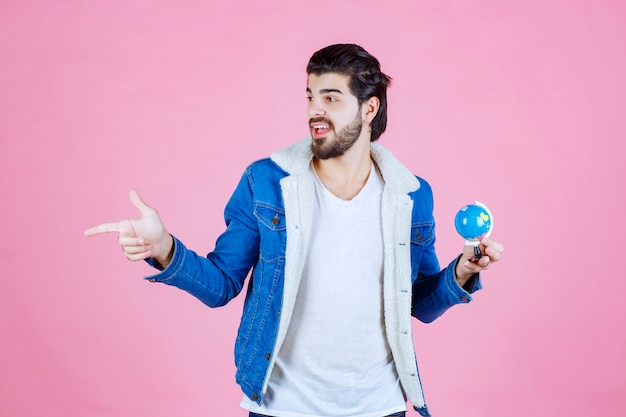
[1,1,625,416]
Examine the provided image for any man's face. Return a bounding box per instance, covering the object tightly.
[306,73,364,160]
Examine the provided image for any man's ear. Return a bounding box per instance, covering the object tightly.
[362,96,380,124]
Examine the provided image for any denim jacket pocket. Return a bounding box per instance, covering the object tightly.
[411,222,435,246]
[409,220,440,286]
[254,203,286,231]
[253,202,286,262]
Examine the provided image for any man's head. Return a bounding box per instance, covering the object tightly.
[306,44,392,142]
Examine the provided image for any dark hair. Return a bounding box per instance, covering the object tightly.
[306,44,392,141]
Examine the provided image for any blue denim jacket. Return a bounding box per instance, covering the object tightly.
[146,139,480,417]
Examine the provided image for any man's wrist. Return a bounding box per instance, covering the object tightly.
[155,234,175,269]
[454,254,471,287]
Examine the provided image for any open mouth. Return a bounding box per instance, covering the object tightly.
[310,121,332,139]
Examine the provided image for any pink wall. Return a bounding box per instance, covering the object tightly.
[1,1,624,416]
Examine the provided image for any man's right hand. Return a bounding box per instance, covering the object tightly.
[84,189,174,268]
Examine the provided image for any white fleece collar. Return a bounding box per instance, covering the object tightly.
[270,137,420,194]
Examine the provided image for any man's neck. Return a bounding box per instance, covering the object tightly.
[312,136,373,200]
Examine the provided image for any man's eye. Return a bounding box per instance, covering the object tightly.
[306,96,314,101]
[326,96,337,103]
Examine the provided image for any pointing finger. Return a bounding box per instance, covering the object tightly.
[84,222,122,237]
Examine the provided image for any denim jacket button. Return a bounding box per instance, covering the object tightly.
[252,393,259,401]
[265,353,271,360]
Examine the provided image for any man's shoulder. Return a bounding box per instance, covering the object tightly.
[240,139,312,191]
[246,157,288,179]
[413,176,432,193]
[269,138,313,174]
[371,141,421,194]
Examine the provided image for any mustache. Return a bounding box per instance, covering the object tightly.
[309,117,334,128]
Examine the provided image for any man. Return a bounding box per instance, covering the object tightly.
[85,44,504,417]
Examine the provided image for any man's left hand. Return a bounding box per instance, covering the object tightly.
[455,237,504,286]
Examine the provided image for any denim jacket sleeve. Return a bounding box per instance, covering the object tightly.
[144,169,261,308]
[409,178,482,323]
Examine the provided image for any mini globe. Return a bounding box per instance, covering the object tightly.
[454,202,493,241]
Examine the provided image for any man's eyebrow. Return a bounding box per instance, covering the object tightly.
[306,87,345,94]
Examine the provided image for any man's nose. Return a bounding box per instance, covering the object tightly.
[307,100,326,118]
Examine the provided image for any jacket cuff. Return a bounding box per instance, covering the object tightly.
[144,236,184,283]
[448,255,482,303]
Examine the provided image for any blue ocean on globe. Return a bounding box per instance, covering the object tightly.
[455,203,492,241]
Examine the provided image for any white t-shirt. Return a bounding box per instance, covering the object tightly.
[242,163,406,417]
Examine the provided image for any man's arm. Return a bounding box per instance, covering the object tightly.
[411,237,504,323]
[84,169,262,308]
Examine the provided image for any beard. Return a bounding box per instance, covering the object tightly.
[310,111,363,160]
